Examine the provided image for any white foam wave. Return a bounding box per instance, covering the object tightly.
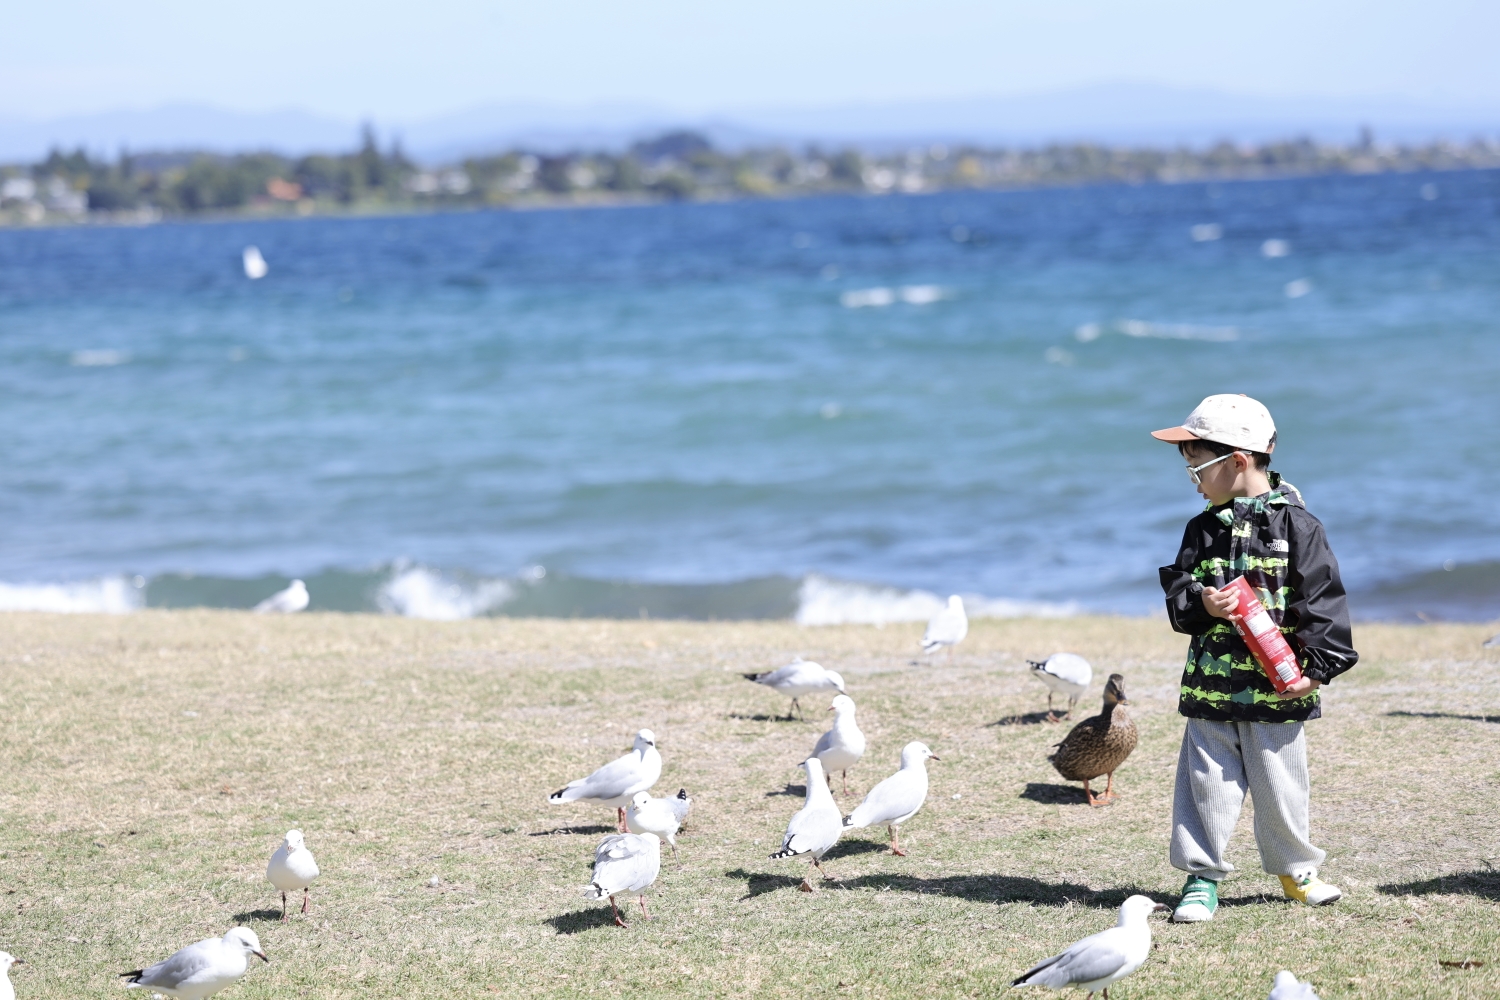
[1116,319,1239,342]
[70,349,131,367]
[840,285,949,309]
[0,575,143,614]
[794,574,1077,626]
[376,566,514,620]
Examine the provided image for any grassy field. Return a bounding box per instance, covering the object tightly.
[0,610,1497,998]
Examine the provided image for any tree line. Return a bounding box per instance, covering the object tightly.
[3,125,1499,221]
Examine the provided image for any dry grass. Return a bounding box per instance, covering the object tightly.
[0,610,1497,998]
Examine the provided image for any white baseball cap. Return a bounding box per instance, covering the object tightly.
[1151,394,1277,453]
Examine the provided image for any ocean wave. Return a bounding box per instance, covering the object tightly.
[1074,319,1238,343]
[794,574,1078,626]
[839,285,949,309]
[375,566,515,620]
[0,575,144,613]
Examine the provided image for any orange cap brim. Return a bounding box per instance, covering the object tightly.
[1150,426,1201,443]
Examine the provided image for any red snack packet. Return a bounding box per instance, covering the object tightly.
[1220,576,1304,694]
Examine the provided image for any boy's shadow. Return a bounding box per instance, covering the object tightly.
[1377,869,1500,902]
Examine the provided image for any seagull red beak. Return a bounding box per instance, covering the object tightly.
[1151,903,1170,913]
[255,951,270,963]
[929,754,941,761]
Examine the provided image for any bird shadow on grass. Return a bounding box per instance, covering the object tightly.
[1386,710,1500,724]
[823,839,893,861]
[727,712,800,723]
[836,873,1161,909]
[766,783,807,797]
[989,712,1058,727]
[727,869,808,900]
[545,907,620,935]
[1377,868,1500,901]
[230,909,283,924]
[527,825,615,837]
[1020,782,1090,806]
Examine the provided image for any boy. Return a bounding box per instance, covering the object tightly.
[1153,394,1357,923]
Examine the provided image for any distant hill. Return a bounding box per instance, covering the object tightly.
[4,82,1499,164]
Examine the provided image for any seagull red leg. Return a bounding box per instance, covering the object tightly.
[280,891,288,922]
[302,888,310,914]
[890,825,907,857]
[610,896,626,927]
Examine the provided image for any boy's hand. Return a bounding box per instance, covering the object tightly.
[1200,586,1239,619]
[1276,676,1322,700]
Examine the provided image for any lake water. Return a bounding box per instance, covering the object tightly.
[2,170,1498,622]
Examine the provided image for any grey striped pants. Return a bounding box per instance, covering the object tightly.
[1170,718,1326,881]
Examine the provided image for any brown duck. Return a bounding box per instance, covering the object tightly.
[1048,673,1137,806]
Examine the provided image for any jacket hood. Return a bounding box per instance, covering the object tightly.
[1210,471,1304,526]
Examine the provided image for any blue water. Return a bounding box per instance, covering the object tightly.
[2,170,1499,621]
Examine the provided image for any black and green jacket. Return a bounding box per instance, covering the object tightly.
[1159,473,1358,723]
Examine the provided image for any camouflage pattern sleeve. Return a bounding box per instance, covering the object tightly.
[1283,508,1358,683]
[1161,518,1217,636]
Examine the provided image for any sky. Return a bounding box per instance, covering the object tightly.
[3,0,1498,122]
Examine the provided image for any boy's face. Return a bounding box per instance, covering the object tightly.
[1181,443,1249,506]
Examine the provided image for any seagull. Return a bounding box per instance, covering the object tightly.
[1012,895,1168,997]
[1484,633,1499,648]
[743,658,845,719]
[0,952,22,1000]
[811,694,866,795]
[1028,653,1093,721]
[843,741,939,855]
[242,246,268,280]
[768,757,844,891]
[581,831,661,927]
[121,927,268,1000]
[666,787,691,829]
[266,829,321,920]
[626,791,681,857]
[549,729,662,831]
[921,595,968,659]
[1269,971,1321,999]
[253,579,308,614]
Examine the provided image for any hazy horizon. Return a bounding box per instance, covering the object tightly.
[5,1,1498,122]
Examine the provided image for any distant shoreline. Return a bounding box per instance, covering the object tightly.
[6,127,1498,229]
[4,160,1498,232]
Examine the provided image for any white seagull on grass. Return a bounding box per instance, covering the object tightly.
[811,694,866,795]
[253,579,308,614]
[266,829,321,920]
[582,832,661,927]
[743,659,845,719]
[626,791,682,857]
[121,927,268,1000]
[768,757,843,891]
[1269,970,1321,999]
[549,729,662,831]
[921,595,968,659]
[1012,895,1168,998]
[843,741,939,856]
[0,952,23,1000]
[666,787,691,827]
[1029,653,1093,722]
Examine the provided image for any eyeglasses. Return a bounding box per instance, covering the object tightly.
[1186,451,1239,485]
